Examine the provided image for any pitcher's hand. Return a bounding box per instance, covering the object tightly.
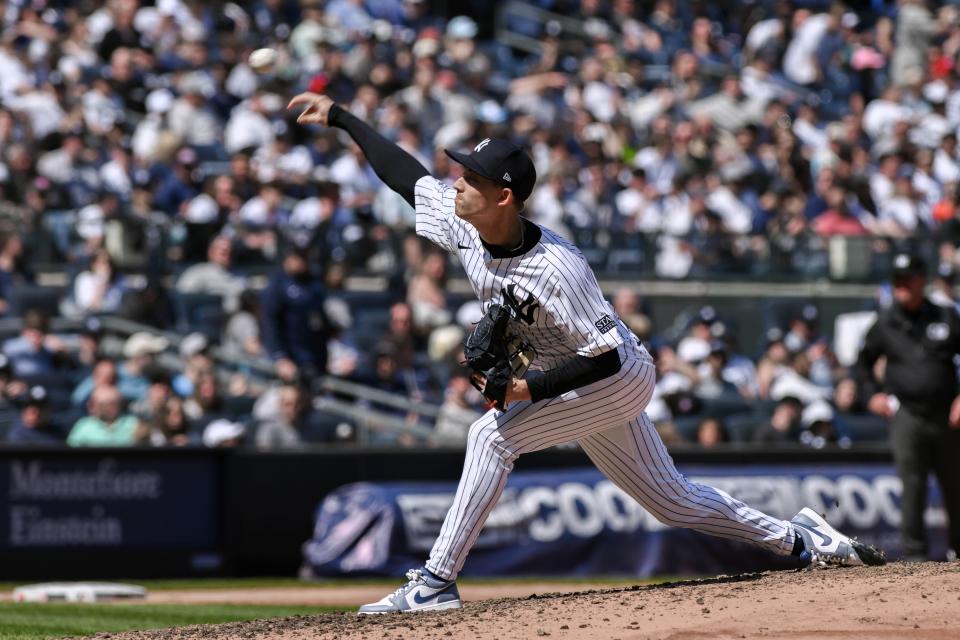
[287,92,335,126]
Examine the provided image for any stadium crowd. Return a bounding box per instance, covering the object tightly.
[0,0,958,449]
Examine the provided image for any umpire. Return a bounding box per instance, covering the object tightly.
[855,253,960,561]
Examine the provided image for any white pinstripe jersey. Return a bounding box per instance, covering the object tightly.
[414,175,647,371]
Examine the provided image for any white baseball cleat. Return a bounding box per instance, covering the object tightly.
[358,568,463,614]
[791,507,886,567]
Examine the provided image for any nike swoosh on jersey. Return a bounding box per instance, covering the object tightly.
[457,243,471,250]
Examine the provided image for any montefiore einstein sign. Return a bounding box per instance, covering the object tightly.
[1,455,218,549]
[7,460,162,546]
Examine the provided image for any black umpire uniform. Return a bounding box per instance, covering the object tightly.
[855,253,960,560]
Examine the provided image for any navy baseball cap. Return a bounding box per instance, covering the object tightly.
[24,385,49,407]
[445,138,537,203]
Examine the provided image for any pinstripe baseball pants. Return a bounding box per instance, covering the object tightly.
[426,344,796,580]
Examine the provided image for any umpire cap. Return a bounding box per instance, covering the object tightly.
[891,253,927,278]
[446,138,537,203]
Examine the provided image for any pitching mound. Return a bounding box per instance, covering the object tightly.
[90,563,959,640]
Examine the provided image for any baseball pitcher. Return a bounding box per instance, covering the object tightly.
[288,92,884,614]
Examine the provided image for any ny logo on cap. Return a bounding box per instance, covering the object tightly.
[474,138,491,153]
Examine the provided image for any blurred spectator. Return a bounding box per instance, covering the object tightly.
[784,305,820,354]
[6,385,64,445]
[173,334,215,397]
[67,385,138,447]
[234,182,285,262]
[2,309,67,377]
[611,287,653,342]
[0,354,26,409]
[695,417,728,448]
[75,316,105,373]
[118,276,176,330]
[73,194,120,263]
[407,250,451,331]
[223,289,263,358]
[799,400,840,449]
[175,235,246,312]
[812,187,869,237]
[172,342,216,398]
[891,0,935,87]
[834,376,865,415]
[769,350,832,406]
[135,396,191,447]
[71,248,126,315]
[118,331,168,401]
[71,358,118,407]
[130,367,173,423]
[380,301,419,369]
[202,418,246,448]
[929,262,960,313]
[261,246,329,382]
[434,374,482,444]
[255,384,309,448]
[677,306,718,365]
[753,396,804,445]
[154,148,200,216]
[756,328,791,399]
[325,297,360,378]
[0,231,33,316]
[169,73,222,147]
[361,340,426,431]
[184,372,226,430]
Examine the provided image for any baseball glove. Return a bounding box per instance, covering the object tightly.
[463,304,536,409]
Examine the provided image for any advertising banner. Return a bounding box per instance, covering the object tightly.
[0,455,219,549]
[303,465,946,577]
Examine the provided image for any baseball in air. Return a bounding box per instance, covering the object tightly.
[248,48,278,72]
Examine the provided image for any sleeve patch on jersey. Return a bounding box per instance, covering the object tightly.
[595,315,616,333]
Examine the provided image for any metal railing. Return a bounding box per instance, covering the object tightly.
[494,1,605,56]
[2,315,447,446]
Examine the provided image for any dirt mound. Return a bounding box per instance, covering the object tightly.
[140,582,626,607]
[86,563,960,640]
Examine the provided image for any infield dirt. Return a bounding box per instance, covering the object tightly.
[86,562,959,640]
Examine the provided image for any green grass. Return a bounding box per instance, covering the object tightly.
[0,602,343,640]
[0,575,675,593]
[0,575,680,639]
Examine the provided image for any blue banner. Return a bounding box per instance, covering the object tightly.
[302,465,947,577]
[0,455,219,549]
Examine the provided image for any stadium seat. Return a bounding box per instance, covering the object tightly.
[723,413,759,443]
[301,411,355,443]
[673,415,702,442]
[52,408,84,434]
[606,233,649,274]
[836,413,888,443]
[571,229,608,270]
[352,308,391,351]
[0,408,19,439]
[10,286,64,318]
[699,392,750,419]
[174,292,226,340]
[224,395,257,421]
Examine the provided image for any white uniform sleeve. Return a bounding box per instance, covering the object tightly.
[548,259,624,357]
[414,175,459,253]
